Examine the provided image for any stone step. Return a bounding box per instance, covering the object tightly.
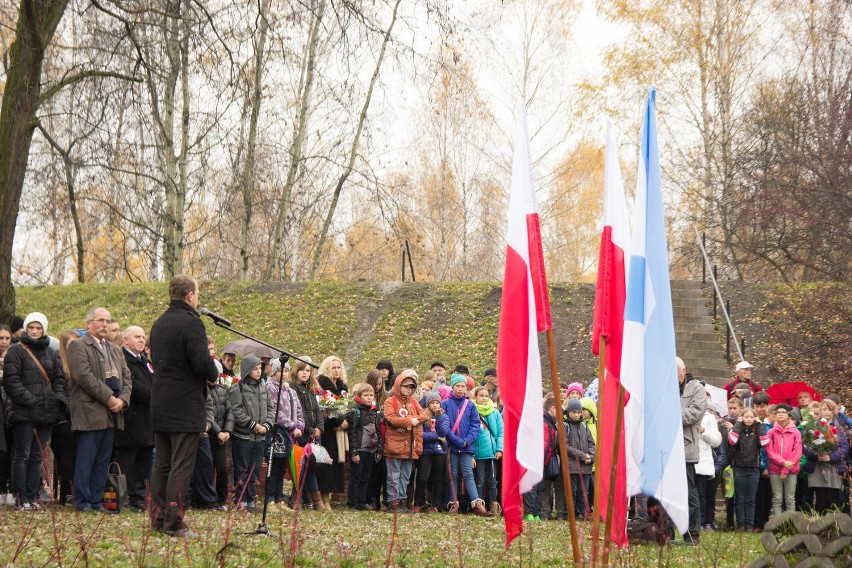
[678,346,725,357]
[675,324,716,333]
[673,305,713,318]
[675,331,720,343]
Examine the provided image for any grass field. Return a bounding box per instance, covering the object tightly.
[0,505,765,567]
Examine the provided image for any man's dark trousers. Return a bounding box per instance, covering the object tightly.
[150,432,199,532]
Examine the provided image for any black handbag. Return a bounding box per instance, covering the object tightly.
[544,454,561,481]
[103,462,129,512]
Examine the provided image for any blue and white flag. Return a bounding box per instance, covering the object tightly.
[621,89,688,534]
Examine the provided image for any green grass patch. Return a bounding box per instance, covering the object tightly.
[0,506,765,566]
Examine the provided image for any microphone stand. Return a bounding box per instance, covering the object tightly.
[210,319,318,537]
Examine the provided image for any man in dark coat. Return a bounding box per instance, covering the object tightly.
[114,326,154,511]
[149,275,218,536]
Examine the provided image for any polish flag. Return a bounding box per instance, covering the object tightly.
[499,100,550,548]
[591,120,630,547]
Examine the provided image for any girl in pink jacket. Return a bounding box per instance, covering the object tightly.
[765,404,802,517]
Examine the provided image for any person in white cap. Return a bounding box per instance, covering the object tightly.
[723,361,763,400]
[3,312,68,511]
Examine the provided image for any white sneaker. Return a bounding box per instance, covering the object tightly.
[4,493,16,507]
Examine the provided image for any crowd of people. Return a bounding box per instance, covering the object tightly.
[0,275,849,542]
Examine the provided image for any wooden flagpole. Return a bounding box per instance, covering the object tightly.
[590,336,606,567]
[601,382,626,566]
[546,329,581,566]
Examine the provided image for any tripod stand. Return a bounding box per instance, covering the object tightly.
[209,319,318,536]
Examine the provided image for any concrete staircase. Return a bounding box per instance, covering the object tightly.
[671,280,731,388]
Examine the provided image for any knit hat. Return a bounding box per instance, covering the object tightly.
[240,355,262,381]
[438,385,452,400]
[566,382,584,398]
[268,358,282,376]
[566,398,583,414]
[425,390,442,406]
[450,373,467,388]
[483,368,497,379]
[23,312,48,334]
[453,364,470,375]
[10,315,24,334]
[775,403,793,414]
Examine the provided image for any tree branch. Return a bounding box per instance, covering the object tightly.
[38,70,141,107]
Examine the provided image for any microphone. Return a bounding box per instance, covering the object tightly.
[199,308,232,327]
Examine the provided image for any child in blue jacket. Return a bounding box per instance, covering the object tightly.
[414,390,450,511]
[441,374,492,516]
[473,386,504,516]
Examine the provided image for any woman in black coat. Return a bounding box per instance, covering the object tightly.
[3,312,67,510]
[315,356,349,503]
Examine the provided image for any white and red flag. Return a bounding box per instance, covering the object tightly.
[499,100,551,548]
[591,120,631,547]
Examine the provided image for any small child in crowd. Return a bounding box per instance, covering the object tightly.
[727,407,769,531]
[383,370,429,512]
[414,389,449,512]
[266,359,303,512]
[565,398,595,520]
[765,403,802,517]
[229,355,275,511]
[442,374,492,517]
[523,393,559,521]
[473,386,504,516]
[347,383,382,510]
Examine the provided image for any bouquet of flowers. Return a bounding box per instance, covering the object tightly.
[317,389,355,420]
[800,411,838,454]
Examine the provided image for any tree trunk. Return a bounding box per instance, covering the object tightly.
[239,0,272,281]
[266,0,326,281]
[38,125,85,283]
[159,0,186,279]
[309,0,402,279]
[0,0,70,322]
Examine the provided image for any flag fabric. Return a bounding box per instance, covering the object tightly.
[499,100,550,548]
[591,120,630,547]
[621,89,689,534]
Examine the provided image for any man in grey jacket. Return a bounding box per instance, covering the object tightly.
[678,356,707,545]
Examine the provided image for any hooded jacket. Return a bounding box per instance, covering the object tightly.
[765,420,802,475]
[267,379,304,434]
[565,416,596,474]
[441,390,480,454]
[680,373,707,464]
[422,412,450,455]
[580,397,598,445]
[383,372,429,459]
[696,410,722,476]
[230,375,275,442]
[473,401,504,460]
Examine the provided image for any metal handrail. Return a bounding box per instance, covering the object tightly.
[694,227,744,362]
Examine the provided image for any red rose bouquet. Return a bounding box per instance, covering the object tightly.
[800,411,837,454]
